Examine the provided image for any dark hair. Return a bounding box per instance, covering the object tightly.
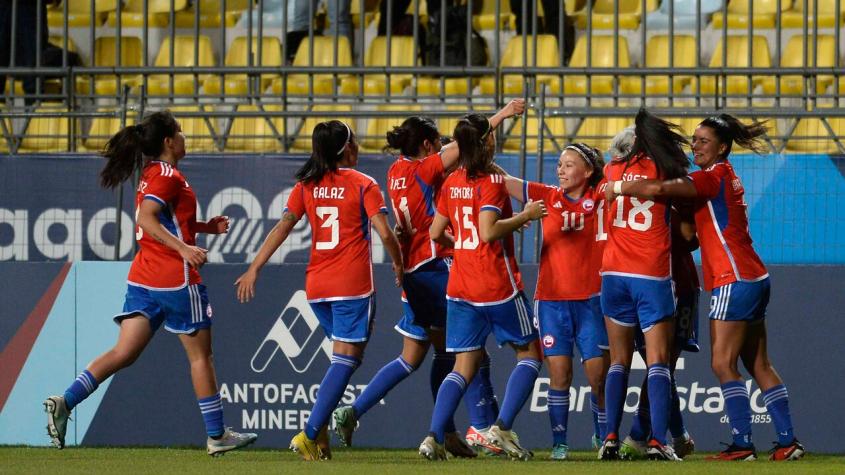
[565,142,605,188]
[698,114,768,156]
[296,120,353,183]
[626,108,690,180]
[99,110,179,189]
[454,113,494,179]
[386,116,439,157]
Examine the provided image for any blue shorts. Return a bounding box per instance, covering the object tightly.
[536,296,608,361]
[395,303,430,341]
[601,274,675,332]
[446,292,538,352]
[114,284,212,334]
[395,258,450,340]
[635,288,701,353]
[310,295,375,343]
[708,278,770,322]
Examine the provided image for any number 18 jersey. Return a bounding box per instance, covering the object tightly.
[284,168,388,302]
[436,169,523,305]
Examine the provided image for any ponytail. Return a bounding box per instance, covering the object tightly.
[699,114,768,157]
[454,113,495,179]
[296,120,353,183]
[627,108,690,180]
[386,116,439,157]
[99,110,178,189]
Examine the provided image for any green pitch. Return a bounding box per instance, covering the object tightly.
[1,447,842,474]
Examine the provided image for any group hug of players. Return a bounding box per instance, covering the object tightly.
[43,99,804,463]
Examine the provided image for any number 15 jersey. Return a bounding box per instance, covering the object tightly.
[436,169,524,305]
[284,169,388,302]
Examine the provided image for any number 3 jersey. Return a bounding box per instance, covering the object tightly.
[601,155,672,280]
[284,168,388,302]
[128,160,201,290]
[436,169,524,305]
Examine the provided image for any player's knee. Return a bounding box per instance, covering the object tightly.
[587,374,605,395]
[550,372,573,389]
[711,356,738,380]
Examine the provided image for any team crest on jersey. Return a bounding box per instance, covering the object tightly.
[542,334,555,348]
[582,199,595,212]
[206,304,213,318]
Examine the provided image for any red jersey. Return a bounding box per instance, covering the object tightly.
[128,160,201,290]
[284,169,388,302]
[601,156,672,280]
[688,160,768,291]
[525,182,601,300]
[386,153,452,272]
[436,169,523,304]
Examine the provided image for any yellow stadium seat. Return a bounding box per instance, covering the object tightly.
[360,104,423,153]
[574,116,634,153]
[225,105,283,152]
[340,36,416,95]
[572,0,658,29]
[785,117,845,153]
[711,0,791,28]
[350,0,378,28]
[47,0,117,27]
[290,104,354,152]
[622,35,696,95]
[76,37,143,97]
[204,36,282,96]
[273,36,353,96]
[700,36,771,95]
[782,0,845,27]
[437,104,474,139]
[502,111,567,153]
[416,77,476,96]
[18,107,70,153]
[372,0,429,27]
[473,0,516,30]
[761,36,836,96]
[174,0,250,28]
[80,111,134,152]
[147,35,216,96]
[560,35,630,96]
[106,0,189,27]
[479,35,561,95]
[170,106,218,153]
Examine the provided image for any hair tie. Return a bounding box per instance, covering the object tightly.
[336,122,352,156]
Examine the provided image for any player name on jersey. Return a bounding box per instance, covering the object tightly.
[312,187,345,199]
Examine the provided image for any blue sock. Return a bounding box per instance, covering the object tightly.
[479,354,500,427]
[464,353,494,430]
[429,372,467,444]
[495,358,541,430]
[63,370,99,411]
[548,388,570,445]
[721,380,753,448]
[198,393,224,438]
[430,351,457,433]
[630,405,650,441]
[590,393,607,440]
[604,364,629,438]
[668,378,687,439]
[647,364,672,445]
[352,356,416,419]
[763,384,795,446]
[305,353,360,440]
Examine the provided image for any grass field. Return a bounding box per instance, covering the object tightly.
[0,447,842,474]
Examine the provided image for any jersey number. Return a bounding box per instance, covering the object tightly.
[611,196,654,231]
[135,207,143,240]
[315,206,339,250]
[393,196,417,235]
[561,212,585,232]
[453,206,479,250]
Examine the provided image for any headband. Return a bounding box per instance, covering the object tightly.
[565,144,596,169]
[336,122,352,156]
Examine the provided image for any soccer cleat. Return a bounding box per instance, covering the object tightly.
[290,430,321,461]
[598,433,620,460]
[486,425,532,461]
[768,439,805,461]
[550,443,569,460]
[706,442,758,461]
[332,406,358,447]
[206,427,258,456]
[620,436,648,460]
[647,439,683,461]
[419,436,447,461]
[44,396,70,449]
[444,431,477,458]
[672,432,696,459]
[591,434,602,450]
[316,425,332,460]
[465,426,504,456]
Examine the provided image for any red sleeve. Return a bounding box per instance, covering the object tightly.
[479,175,507,214]
[363,181,388,218]
[143,172,181,207]
[418,153,446,187]
[436,182,449,217]
[284,182,306,217]
[525,181,555,203]
[688,167,723,200]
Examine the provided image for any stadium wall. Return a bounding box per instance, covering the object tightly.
[1,262,843,453]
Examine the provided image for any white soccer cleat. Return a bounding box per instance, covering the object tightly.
[207,427,258,456]
[419,436,447,461]
[465,426,503,456]
[647,439,683,461]
[44,395,70,449]
[486,425,532,461]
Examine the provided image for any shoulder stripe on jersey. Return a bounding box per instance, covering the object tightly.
[490,174,503,184]
[350,168,379,185]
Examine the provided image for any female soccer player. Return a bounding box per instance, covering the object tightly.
[597,109,690,461]
[333,100,526,458]
[609,114,804,461]
[499,143,609,460]
[235,120,403,461]
[418,113,547,461]
[44,111,257,456]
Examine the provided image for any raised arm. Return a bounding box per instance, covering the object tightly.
[440,99,527,171]
[235,211,299,303]
[478,200,547,243]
